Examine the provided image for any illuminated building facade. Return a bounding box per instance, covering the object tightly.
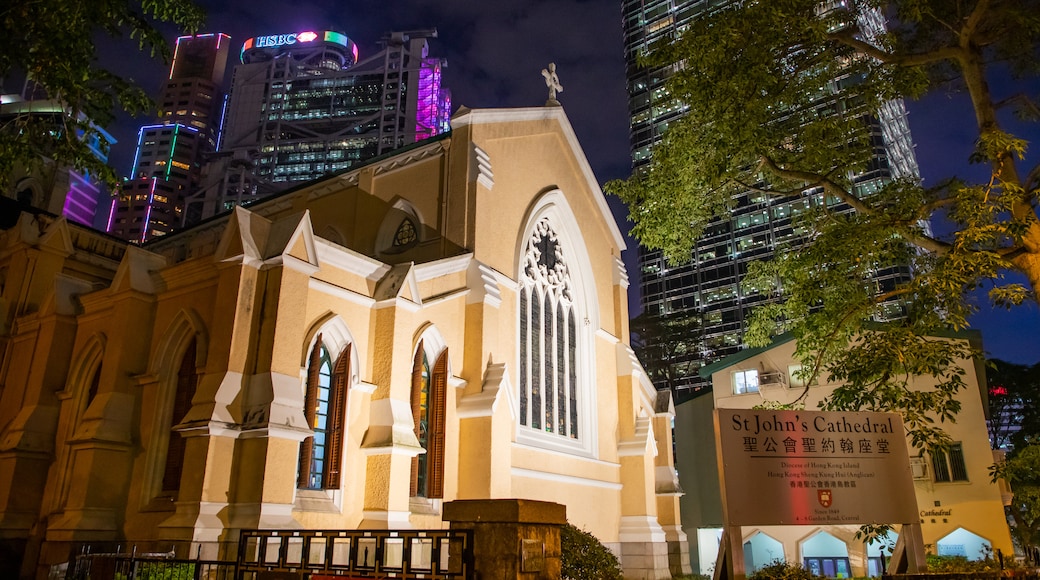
[191,30,450,220]
[109,34,230,243]
[0,106,686,580]
[621,0,920,399]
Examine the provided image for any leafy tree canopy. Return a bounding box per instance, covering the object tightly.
[992,441,1040,554]
[607,0,1040,450]
[0,0,205,190]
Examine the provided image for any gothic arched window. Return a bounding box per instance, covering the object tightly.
[410,341,447,498]
[519,219,579,439]
[298,337,350,490]
[162,338,197,493]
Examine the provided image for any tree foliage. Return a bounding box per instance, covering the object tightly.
[630,310,706,393]
[0,0,205,190]
[606,0,1040,450]
[992,441,1040,555]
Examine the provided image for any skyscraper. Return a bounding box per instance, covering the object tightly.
[108,33,230,242]
[186,29,451,221]
[622,0,920,400]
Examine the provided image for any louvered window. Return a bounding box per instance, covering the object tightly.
[411,341,447,498]
[298,337,350,490]
[163,338,198,493]
[85,364,101,407]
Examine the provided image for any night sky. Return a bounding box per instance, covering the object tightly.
[99,0,1040,365]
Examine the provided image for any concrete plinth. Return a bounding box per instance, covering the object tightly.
[443,499,566,580]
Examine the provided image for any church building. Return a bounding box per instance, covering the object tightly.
[0,105,689,579]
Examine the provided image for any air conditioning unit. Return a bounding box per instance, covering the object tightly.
[759,371,787,388]
[910,457,928,480]
[757,371,789,398]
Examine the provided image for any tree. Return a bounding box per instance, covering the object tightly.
[630,310,706,394]
[991,441,1040,558]
[987,359,1040,450]
[606,0,1040,450]
[0,0,205,190]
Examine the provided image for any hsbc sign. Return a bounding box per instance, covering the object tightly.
[255,31,319,48]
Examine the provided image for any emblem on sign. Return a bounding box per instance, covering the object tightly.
[818,489,833,508]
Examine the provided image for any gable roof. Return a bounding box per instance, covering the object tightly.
[698,333,796,378]
[451,106,627,251]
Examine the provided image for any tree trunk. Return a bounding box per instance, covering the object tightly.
[1012,222,1040,307]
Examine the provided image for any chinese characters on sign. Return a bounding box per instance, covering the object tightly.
[715,409,919,526]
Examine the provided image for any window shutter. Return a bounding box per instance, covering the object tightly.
[325,345,351,489]
[163,338,198,493]
[428,350,448,498]
[949,443,968,481]
[409,340,424,497]
[298,336,322,489]
[85,364,102,407]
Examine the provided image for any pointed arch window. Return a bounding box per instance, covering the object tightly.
[298,337,350,490]
[519,219,579,439]
[410,341,447,498]
[85,363,101,409]
[162,338,198,493]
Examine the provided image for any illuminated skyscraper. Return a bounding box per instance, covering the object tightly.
[109,33,230,242]
[622,1,920,399]
[187,29,451,220]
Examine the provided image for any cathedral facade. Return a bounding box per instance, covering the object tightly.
[0,106,688,579]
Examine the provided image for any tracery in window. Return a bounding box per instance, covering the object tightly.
[393,218,417,247]
[519,219,578,439]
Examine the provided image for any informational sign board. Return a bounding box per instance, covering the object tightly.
[714,409,919,526]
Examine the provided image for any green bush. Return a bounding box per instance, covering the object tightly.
[926,553,1002,573]
[747,560,824,580]
[560,523,623,580]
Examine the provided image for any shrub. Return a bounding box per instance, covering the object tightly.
[926,554,1002,574]
[560,523,623,580]
[747,560,824,580]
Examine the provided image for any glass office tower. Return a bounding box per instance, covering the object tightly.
[190,29,451,220]
[622,0,921,400]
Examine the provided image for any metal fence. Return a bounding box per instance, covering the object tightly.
[60,528,474,579]
[238,528,474,579]
[63,546,235,580]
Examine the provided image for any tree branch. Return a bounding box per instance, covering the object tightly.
[757,154,953,254]
[828,29,963,67]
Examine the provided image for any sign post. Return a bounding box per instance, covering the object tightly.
[713,409,926,580]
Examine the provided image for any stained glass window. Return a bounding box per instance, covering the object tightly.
[519,218,579,439]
